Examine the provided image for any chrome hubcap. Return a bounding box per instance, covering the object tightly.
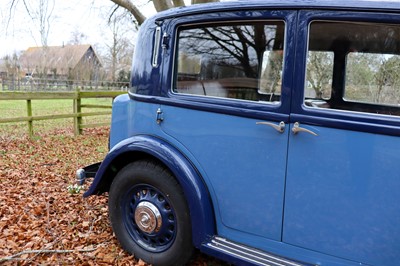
[134,201,162,233]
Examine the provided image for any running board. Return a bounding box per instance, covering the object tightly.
[204,236,314,266]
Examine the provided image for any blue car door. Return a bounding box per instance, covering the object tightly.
[284,11,400,265]
[158,10,296,244]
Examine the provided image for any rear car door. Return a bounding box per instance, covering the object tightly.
[284,10,400,265]
[159,10,296,243]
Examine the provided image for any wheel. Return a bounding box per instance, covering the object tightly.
[108,160,193,266]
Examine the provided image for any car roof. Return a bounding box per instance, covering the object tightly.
[154,0,400,21]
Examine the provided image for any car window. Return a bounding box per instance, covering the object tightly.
[305,21,400,116]
[305,51,333,100]
[345,52,400,106]
[174,21,285,103]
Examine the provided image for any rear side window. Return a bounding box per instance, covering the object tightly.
[345,52,400,106]
[305,20,400,116]
[174,21,285,103]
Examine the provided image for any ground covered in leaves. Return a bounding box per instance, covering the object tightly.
[0,127,226,265]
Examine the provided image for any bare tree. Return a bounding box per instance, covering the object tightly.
[374,56,400,104]
[3,52,22,90]
[109,0,219,25]
[179,24,282,79]
[103,10,135,82]
[68,30,88,45]
[9,0,55,47]
[306,51,333,99]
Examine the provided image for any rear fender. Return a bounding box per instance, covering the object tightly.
[84,135,215,247]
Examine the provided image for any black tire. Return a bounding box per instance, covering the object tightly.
[108,160,193,266]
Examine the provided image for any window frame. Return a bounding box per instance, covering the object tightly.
[158,10,298,122]
[172,20,286,104]
[290,10,400,136]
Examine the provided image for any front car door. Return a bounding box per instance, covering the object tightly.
[159,10,296,244]
[284,10,400,265]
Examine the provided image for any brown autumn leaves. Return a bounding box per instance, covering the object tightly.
[0,128,221,265]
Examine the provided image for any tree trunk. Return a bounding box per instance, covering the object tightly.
[153,0,174,12]
[109,0,146,25]
[109,0,219,25]
[172,0,186,7]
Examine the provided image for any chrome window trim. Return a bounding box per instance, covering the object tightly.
[152,26,162,68]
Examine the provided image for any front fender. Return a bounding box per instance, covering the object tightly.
[84,135,215,247]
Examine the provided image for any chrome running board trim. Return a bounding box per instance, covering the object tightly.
[206,236,313,266]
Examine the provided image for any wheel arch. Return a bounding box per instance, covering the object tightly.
[84,135,215,247]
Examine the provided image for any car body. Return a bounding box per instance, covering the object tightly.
[77,1,400,265]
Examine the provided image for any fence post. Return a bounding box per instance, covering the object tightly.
[26,99,33,137]
[73,90,82,135]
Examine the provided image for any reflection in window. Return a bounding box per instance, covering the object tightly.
[175,22,285,103]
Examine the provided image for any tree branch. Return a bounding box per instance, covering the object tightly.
[0,247,97,263]
[172,0,185,7]
[153,0,174,12]
[109,0,146,25]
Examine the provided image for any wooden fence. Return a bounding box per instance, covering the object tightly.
[0,91,127,137]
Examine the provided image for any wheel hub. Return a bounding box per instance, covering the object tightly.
[134,201,162,233]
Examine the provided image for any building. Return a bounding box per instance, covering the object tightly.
[19,44,102,81]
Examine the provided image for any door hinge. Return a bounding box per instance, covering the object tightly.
[156,108,164,124]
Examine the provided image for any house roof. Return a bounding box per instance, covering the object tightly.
[19,44,100,75]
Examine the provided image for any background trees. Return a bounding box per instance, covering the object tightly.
[307,51,400,105]
[110,0,219,25]
[3,0,219,88]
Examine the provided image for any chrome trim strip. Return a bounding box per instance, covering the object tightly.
[207,236,311,266]
[152,26,162,68]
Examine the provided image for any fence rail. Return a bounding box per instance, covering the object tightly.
[1,77,129,92]
[0,91,127,137]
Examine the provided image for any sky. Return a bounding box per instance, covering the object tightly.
[2,0,397,58]
[0,0,157,58]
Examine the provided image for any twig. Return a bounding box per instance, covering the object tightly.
[0,247,97,262]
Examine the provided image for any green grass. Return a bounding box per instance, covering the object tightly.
[0,98,113,138]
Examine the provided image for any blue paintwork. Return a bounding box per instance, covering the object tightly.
[130,15,161,97]
[132,93,289,122]
[109,93,161,148]
[285,124,400,266]
[160,105,289,241]
[109,94,132,148]
[280,9,400,265]
[85,1,400,265]
[157,8,297,242]
[84,135,215,248]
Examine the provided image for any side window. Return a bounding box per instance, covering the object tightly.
[174,21,285,103]
[305,20,400,116]
[305,51,333,100]
[345,52,400,106]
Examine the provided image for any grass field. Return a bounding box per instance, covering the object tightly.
[0,98,113,138]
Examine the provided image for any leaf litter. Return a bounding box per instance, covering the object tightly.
[0,127,226,265]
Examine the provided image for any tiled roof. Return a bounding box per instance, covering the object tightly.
[19,44,100,75]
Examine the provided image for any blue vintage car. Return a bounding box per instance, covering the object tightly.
[77,1,400,265]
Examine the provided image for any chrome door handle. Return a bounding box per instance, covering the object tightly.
[292,122,318,136]
[256,121,285,133]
